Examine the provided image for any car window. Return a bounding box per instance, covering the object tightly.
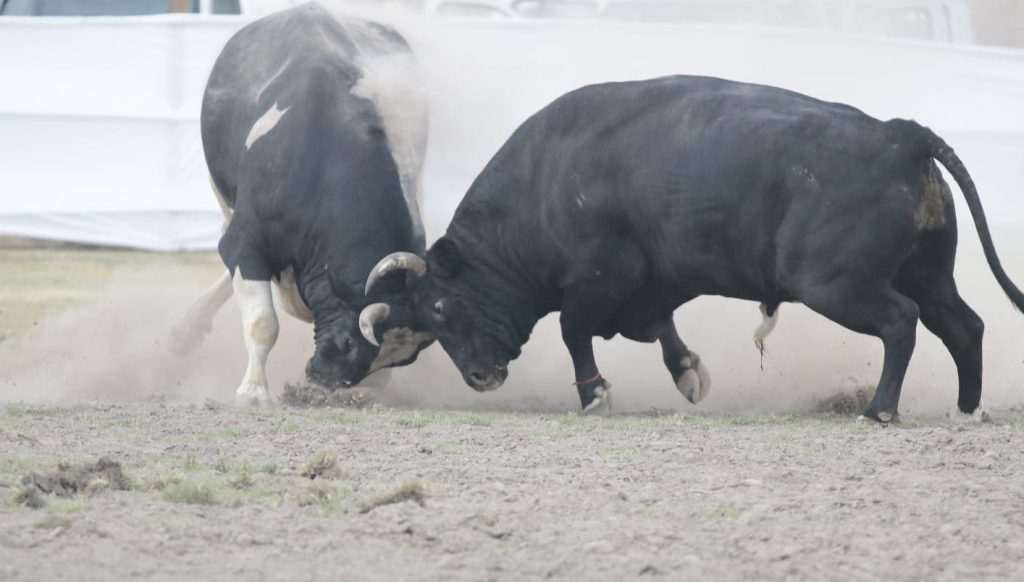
[0,0,199,16]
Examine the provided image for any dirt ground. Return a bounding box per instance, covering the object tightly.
[2,404,1024,581]
[1,246,1023,581]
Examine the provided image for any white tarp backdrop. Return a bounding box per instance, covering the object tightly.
[1,14,1022,250]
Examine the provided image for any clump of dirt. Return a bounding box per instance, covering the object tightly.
[359,480,427,514]
[280,382,377,409]
[815,386,873,415]
[300,449,341,480]
[21,457,131,498]
[12,485,46,509]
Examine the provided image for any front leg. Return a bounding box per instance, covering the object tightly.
[658,323,711,404]
[232,270,279,407]
[561,326,613,415]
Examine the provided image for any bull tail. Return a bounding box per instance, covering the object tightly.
[911,122,1024,311]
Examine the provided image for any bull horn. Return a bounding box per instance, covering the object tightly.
[365,252,427,295]
[358,303,390,347]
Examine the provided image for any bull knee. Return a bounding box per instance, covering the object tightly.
[247,311,279,346]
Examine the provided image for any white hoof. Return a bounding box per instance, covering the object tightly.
[582,383,613,417]
[235,384,272,408]
[676,352,711,404]
[954,401,990,423]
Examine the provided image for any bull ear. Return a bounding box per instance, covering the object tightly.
[428,237,462,279]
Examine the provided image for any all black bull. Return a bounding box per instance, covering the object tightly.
[170,3,434,405]
[367,75,1023,421]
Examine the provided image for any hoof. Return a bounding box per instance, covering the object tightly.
[235,384,272,408]
[581,381,613,417]
[954,401,990,423]
[675,352,711,404]
[858,410,900,425]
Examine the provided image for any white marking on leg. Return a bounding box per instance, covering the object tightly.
[232,272,278,407]
[272,266,314,323]
[676,351,711,404]
[753,303,779,351]
[169,271,233,355]
[244,102,290,150]
[582,381,613,417]
[368,327,434,372]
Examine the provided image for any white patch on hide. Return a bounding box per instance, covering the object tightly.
[953,400,990,423]
[369,327,433,372]
[256,59,290,101]
[675,351,711,404]
[347,28,427,245]
[272,266,314,323]
[245,102,290,150]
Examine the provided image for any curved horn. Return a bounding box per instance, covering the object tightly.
[358,303,390,347]
[365,252,427,295]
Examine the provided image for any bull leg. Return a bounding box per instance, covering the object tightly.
[168,271,233,355]
[903,277,987,419]
[796,279,919,423]
[559,242,647,415]
[231,270,279,407]
[658,322,711,405]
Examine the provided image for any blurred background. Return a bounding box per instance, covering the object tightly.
[0,0,1021,412]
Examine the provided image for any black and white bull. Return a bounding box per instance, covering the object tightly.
[367,75,1023,421]
[170,3,433,406]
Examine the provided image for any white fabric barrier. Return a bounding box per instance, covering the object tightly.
[0,15,1022,250]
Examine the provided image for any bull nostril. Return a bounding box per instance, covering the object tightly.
[336,334,353,356]
[469,371,488,384]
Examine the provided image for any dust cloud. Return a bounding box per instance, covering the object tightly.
[1,8,1021,416]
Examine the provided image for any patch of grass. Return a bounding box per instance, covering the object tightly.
[33,514,72,530]
[4,406,62,418]
[359,479,427,514]
[212,458,230,474]
[598,444,640,461]
[281,422,301,434]
[297,481,351,514]
[207,426,250,439]
[390,412,437,429]
[12,485,46,509]
[183,455,201,472]
[162,481,219,506]
[259,460,280,475]
[300,450,340,480]
[434,440,460,453]
[448,412,496,427]
[310,411,363,426]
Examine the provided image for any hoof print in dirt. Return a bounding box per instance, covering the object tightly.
[280,382,377,409]
[18,457,131,506]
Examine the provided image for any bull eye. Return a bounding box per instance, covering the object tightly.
[335,334,353,355]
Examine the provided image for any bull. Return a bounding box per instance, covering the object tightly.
[367,75,1023,421]
[171,3,433,405]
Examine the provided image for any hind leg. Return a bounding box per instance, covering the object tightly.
[901,276,986,417]
[657,322,711,404]
[796,278,919,423]
[168,271,233,355]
